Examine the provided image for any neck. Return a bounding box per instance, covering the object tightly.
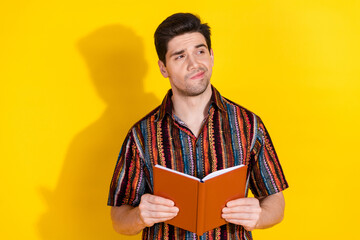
[171,84,212,136]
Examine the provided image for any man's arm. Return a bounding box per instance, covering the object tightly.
[111,194,179,235]
[222,191,285,231]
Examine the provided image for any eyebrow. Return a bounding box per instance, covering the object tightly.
[170,49,185,58]
[169,44,208,57]
[195,44,207,49]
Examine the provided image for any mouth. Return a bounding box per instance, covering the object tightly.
[189,71,205,80]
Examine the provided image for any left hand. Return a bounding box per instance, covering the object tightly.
[222,197,262,231]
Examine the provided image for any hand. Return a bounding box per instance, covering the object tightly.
[222,197,262,231]
[138,194,179,227]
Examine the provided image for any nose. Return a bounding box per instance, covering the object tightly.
[187,54,199,71]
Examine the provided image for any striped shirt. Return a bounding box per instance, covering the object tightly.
[108,86,288,239]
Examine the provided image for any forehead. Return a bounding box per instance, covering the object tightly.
[166,32,207,54]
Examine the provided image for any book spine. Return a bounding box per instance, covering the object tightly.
[196,181,206,236]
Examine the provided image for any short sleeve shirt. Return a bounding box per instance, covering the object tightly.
[108,86,288,240]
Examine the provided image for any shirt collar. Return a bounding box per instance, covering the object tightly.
[155,85,227,122]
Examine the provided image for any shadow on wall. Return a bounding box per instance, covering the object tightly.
[38,24,159,239]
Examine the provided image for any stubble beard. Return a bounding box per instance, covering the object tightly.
[179,67,211,97]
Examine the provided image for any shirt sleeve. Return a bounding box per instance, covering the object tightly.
[107,129,147,207]
[249,116,289,197]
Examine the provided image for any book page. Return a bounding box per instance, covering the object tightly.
[202,165,245,181]
[154,165,200,181]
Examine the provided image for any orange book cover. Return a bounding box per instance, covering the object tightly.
[153,164,248,236]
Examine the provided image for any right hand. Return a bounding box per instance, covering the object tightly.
[138,194,179,227]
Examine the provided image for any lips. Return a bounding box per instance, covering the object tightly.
[190,71,205,80]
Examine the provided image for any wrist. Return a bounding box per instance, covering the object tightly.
[134,206,148,229]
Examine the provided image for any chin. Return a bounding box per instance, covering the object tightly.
[184,81,210,96]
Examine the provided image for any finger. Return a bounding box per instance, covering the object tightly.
[143,210,179,219]
[226,197,259,207]
[224,219,255,230]
[146,216,178,224]
[224,218,252,224]
[144,194,175,206]
[222,205,261,214]
[222,212,257,220]
[140,201,179,212]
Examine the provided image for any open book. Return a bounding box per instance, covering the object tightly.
[153,164,248,236]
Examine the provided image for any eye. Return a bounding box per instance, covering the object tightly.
[197,49,205,55]
[175,54,185,60]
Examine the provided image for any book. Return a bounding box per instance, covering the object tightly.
[153,164,248,236]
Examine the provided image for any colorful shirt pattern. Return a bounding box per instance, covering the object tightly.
[108,86,288,239]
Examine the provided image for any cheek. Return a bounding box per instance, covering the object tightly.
[169,65,184,77]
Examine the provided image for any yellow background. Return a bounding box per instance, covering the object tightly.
[1,0,359,239]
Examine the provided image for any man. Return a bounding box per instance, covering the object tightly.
[108,13,288,239]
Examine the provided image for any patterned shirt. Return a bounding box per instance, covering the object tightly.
[108,86,288,240]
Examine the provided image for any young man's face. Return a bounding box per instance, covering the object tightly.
[158,32,214,97]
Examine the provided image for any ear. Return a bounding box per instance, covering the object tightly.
[158,60,169,78]
[210,49,214,66]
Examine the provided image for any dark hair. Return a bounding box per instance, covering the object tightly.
[154,13,211,65]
